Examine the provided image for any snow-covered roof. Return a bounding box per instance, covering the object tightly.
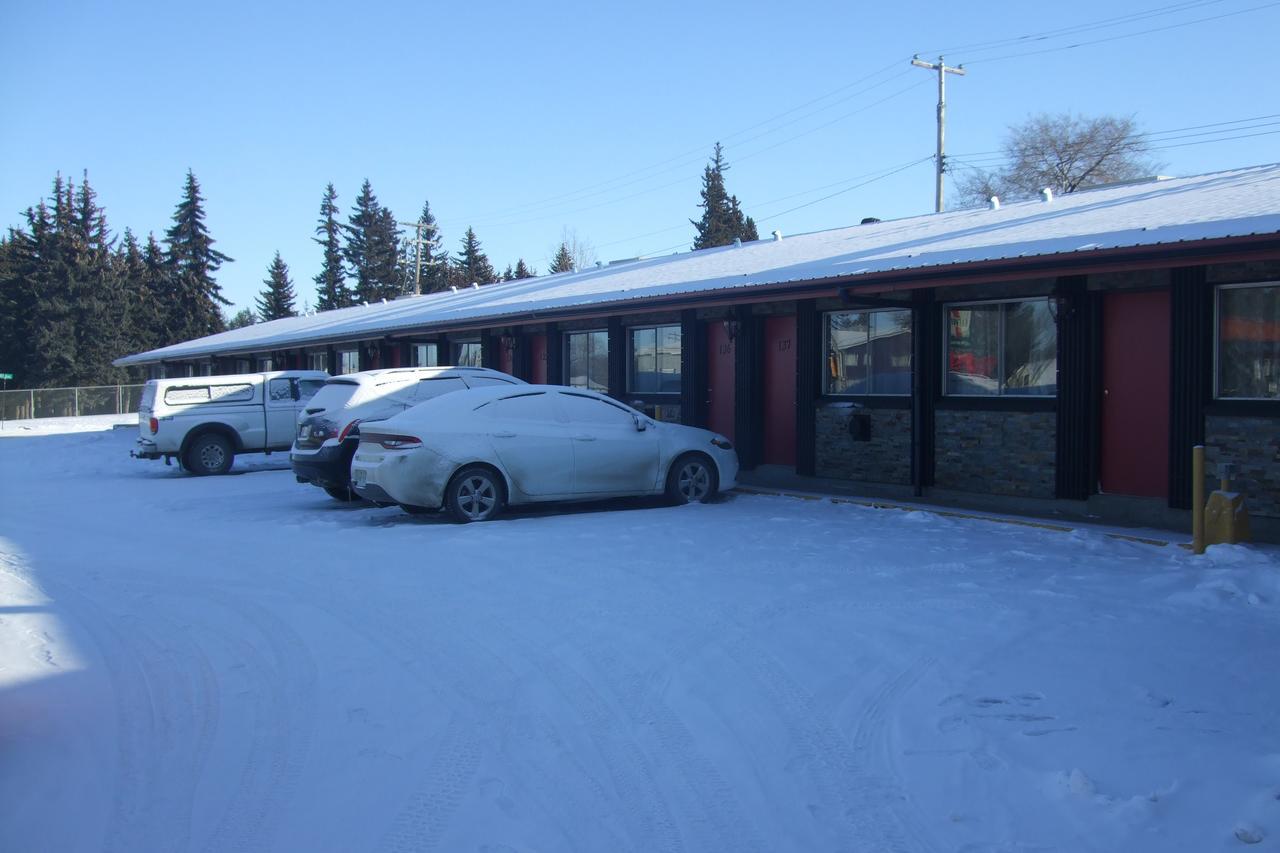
[117,163,1280,366]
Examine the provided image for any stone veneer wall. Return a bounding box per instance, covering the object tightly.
[934,409,1056,498]
[814,404,911,484]
[1205,415,1280,518]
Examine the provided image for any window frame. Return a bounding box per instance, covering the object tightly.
[942,296,1058,398]
[563,329,610,392]
[307,351,328,372]
[822,307,914,398]
[453,341,482,367]
[627,323,683,395]
[409,342,439,368]
[337,348,360,375]
[1214,281,1280,402]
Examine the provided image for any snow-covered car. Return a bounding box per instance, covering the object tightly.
[349,384,739,521]
[133,371,329,475]
[291,366,523,500]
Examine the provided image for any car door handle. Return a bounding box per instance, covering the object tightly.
[573,434,597,441]
[492,430,516,438]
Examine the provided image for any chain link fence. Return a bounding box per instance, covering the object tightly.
[0,384,145,421]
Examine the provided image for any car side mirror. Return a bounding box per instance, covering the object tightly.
[632,414,647,432]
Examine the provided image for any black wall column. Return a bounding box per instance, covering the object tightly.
[910,289,937,494]
[512,329,531,381]
[479,330,496,369]
[795,300,819,476]
[1055,275,1095,500]
[1169,265,1211,509]
[733,305,763,470]
[545,322,563,387]
[680,309,705,427]
[607,317,625,401]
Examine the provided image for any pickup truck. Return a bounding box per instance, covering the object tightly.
[132,371,329,475]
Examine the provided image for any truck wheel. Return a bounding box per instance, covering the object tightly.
[184,433,234,476]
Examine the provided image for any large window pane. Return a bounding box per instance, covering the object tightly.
[1003,301,1057,396]
[1219,285,1280,399]
[567,331,608,392]
[826,311,869,394]
[630,325,681,393]
[947,305,1000,395]
[631,328,657,392]
[454,342,481,367]
[870,310,913,394]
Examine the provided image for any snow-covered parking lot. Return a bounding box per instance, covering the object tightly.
[2,417,1278,853]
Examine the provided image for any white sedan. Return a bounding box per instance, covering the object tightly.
[349,384,739,521]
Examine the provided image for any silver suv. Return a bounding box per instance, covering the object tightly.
[290,366,523,500]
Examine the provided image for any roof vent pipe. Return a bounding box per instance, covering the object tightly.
[471,282,479,289]
[989,196,1000,210]
[450,285,458,293]
[733,237,742,247]
[1041,187,1053,203]
[772,230,783,241]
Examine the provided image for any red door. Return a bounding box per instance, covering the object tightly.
[763,315,796,466]
[1100,290,1170,497]
[529,334,548,384]
[707,321,735,440]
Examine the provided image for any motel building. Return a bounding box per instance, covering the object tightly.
[116,164,1280,537]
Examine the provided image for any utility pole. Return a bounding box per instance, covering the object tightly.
[397,220,434,295]
[911,55,966,213]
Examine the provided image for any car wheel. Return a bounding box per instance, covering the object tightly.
[666,453,718,504]
[184,433,233,476]
[446,465,505,523]
[324,485,362,502]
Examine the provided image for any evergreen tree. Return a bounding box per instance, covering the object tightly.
[501,264,515,282]
[313,184,351,310]
[164,170,232,340]
[549,242,575,273]
[256,252,298,321]
[453,227,497,286]
[142,232,175,346]
[513,259,536,279]
[691,143,757,249]
[227,307,257,329]
[67,173,128,385]
[344,180,402,304]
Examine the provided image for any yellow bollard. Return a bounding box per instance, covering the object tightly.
[1192,446,1206,555]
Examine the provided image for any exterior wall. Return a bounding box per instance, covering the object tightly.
[1205,415,1280,519]
[814,404,911,484]
[934,409,1056,498]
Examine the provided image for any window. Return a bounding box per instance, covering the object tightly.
[1218,283,1280,399]
[629,325,681,393]
[565,330,609,391]
[946,299,1056,396]
[479,392,557,422]
[338,349,359,375]
[235,359,251,374]
[164,383,255,405]
[198,362,213,377]
[410,343,438,367]
[298,379,326,401]
[558,392,636,426]
[307,351,328,372]
[258,357,274,372]
[454,342,482,367]
[268,378,295,402]
[825,309,912,395]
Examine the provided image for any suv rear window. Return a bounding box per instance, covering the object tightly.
[164,383,254,405]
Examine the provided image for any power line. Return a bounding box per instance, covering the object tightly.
[959,1,1280,65]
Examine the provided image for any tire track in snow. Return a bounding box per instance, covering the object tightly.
[377,714,484,853]
[195,589,317,853]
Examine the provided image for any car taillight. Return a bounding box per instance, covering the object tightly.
[337,419,362,442]
[363,433,421,450]
[149,417,158,434]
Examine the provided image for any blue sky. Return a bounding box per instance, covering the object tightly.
[3,0,1278,315]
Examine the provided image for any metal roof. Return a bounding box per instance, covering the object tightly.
[116,163,1280,366]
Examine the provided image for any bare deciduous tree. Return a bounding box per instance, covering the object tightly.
[550,226,596,271]
[957,113,1162,208]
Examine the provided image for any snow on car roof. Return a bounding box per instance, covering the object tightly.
[116,163,1280,366]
